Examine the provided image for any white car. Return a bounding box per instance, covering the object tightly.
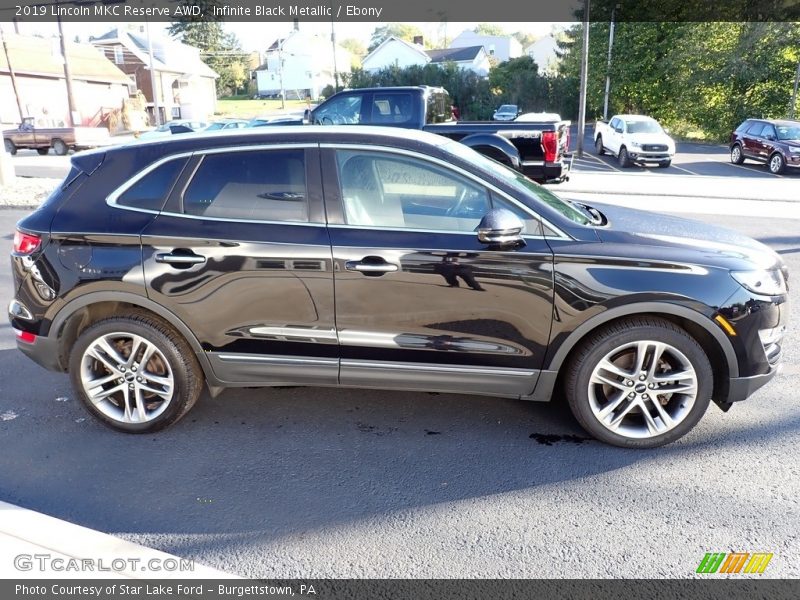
[516,112,562,122]
[492,104,519,121]
[594,114,675,168]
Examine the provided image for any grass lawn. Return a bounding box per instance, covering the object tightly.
[215,97,309,119]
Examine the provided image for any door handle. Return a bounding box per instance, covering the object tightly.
[345,258,398,274]
[155,251,206,266]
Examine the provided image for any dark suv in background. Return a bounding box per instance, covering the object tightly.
[730,118,800,174]
[8,127,788,448]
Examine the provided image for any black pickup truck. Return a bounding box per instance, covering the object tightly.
[305,86,572,183]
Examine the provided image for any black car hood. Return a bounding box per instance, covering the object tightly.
[587,201,782,270]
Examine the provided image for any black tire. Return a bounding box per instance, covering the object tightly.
[768,152,786,175]
[595,135,605,155]
[658,160,671,168]
[36,147,49,155]
[564,317,712,449]
[730,144,745,165]
[52,139,68,156]
[69,314,203,433]
[4,139,16,155]
[618,146,631,168]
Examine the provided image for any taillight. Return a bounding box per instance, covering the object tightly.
[13,230,41,255]
[565,129,571,152]
[542,131,558,163]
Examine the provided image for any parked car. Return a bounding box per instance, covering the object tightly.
[493,104,520,121]
[8,127,787,448]
[248,115,303,127]
[729,118,800,174]
[137,120,208,139]
[595,115,676,168]
[3,117,111,156]
[309,86,572,183]
[203,119,248,132]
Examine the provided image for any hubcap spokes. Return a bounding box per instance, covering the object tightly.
[81,333,174,424]
[588,340,697,439]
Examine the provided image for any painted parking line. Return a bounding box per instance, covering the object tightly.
[581,152,623,173]
[725,161,784,178]
[668,163,701,175]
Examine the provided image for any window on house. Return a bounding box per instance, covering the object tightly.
[114,46,124,65]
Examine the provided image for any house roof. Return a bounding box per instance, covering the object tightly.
[361,36,430,67]
[426,46,484,63]
[91,28,218,79]
[0,33,130,84]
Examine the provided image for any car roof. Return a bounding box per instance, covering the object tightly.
[616,114,657,121]
[751,118,800,126]
[113,125,452,155]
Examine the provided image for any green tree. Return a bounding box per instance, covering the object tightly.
[368,23,425,52]
[169,4,249,97]
[340,38,367,68]
[474,23,506,36]
[489,56,548,112]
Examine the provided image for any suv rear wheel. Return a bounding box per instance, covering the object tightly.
[730,144,744,165]
[69,314,202,433]
[565,317,712,448]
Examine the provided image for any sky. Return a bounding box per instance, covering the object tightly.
[4,20,566,53]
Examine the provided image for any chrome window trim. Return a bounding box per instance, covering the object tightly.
[106,143,322,225]
[321,142,570,240]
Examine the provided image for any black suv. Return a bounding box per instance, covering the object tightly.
[9,127,788,448]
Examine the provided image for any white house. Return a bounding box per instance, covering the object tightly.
[255,29,351,99]
[525,36,560,74]
[449,31,522,63]
[426,46,491,77]
[361,37,490,76]
[360,36,429,73]
[92,27,218,123]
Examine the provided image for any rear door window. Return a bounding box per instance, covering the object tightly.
[182,149,311,222]
[116,157,188,212]
[371,93,414,125]
[746,122,765,137]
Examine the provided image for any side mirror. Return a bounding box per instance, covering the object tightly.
[477,208,525,247]
[614,126,623,134]
[303,109,311,124]
[663,127,671,134]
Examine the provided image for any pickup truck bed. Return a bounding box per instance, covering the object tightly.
[308,86,572,183]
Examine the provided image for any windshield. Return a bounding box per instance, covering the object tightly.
[625,119,663,134]
[498,105,517,113]
[442,141,591,226]
[777,124,800,140]
[205,122,225,131]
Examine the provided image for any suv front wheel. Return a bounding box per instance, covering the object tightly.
[565,317,712,448]
[69,314,203,433]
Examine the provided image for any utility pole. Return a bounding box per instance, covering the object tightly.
[0,25,25,122]
[278,37,285,110]
[56,3,77,126]
[145,16,161,126]
[602,6,615,121]
[329,1,339,93]
[576,0,591,158]
[790,59,800,119]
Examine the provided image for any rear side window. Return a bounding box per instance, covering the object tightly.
[746,122,765,136]
[426,90,452,124]
[735,120,752,133]
[117,158,188,212]
[182,150,309,222]
[372,93,414,125]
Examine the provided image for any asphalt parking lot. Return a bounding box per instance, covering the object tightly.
[0,196,798,577]
[572,125,799,179]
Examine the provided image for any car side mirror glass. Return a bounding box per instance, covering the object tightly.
[615,127,623,133]
[477,208,526,247]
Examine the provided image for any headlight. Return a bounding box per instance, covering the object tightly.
[789,147,800,154]
[629,141,641,148]
[731,269,788,295]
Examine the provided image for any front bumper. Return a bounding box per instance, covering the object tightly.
[727,365,781,403]
[628,151,673,163]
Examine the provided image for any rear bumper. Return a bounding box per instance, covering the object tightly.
[15,332,63,372]
[521,157,571,183]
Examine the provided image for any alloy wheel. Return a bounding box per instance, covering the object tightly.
[79,332,174,424]
[587,340,698,439]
